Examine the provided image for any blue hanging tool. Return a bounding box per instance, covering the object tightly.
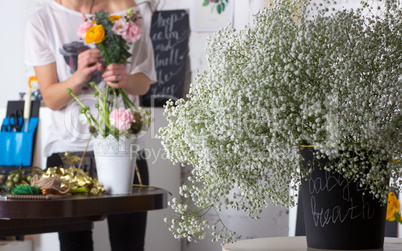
[1,110,23,132]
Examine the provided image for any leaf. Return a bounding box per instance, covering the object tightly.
[221,2,225,12]
[217,4,221,14]
[203,0,209,6]
[280,7,291,15]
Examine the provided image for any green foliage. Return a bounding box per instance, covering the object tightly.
[203,0,230,14]
[0,168,42,191]
[93,10,131,64]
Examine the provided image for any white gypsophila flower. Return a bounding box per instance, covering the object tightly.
[158,0,401,245]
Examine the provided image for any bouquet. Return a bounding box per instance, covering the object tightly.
[159,0,401,244]
[68,8,151,139]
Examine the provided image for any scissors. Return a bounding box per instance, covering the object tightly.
[1,110,23,132]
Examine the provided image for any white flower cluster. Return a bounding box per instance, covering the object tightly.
[158,0,401,244]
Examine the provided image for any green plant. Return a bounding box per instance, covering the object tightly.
[203,0,230,14]
[159,0,401,244]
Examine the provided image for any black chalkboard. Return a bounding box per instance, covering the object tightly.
[142,9,190,107]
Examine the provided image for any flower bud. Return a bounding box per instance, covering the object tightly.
[129,121,142,135]
[89,126,96,134]
[129,112,143,134]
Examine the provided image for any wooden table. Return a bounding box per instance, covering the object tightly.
[222,237,402,251]
[0,187,168,236]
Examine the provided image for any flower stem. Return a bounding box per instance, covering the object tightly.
[119,89,137,111]
[103,84,110,136]
[99,42,112,66]
[67,88,88,109]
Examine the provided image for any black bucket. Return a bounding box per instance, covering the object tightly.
[300,147,387,250]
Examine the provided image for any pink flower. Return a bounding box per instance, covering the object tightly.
[110,108,135,130]
[112,19,141,43]
[77,20,95,40]
[123,21,141,43]
[112,18,129,36]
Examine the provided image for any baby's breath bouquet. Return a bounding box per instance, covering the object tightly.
[159,0,401,244]
[68,8,151,139]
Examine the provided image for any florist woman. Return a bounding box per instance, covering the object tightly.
[24,0,156,250]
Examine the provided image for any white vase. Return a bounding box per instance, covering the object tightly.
[92,134,139,195]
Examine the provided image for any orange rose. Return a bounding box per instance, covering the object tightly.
[109,15,122,23]
[85,25,106,44]
[386,192,400,221]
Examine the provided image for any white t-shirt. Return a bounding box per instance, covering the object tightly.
[24,2,156,157]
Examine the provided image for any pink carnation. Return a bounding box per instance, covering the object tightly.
[112,18,129,36]
[112,19,141,43]
[110,108,135,130]
[77,20,94,40]
[123,21,141,42]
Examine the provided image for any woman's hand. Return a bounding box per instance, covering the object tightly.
[102,63,128,89]
[75,48,103,84]
[34,48,104,111]
[100,63,152,96]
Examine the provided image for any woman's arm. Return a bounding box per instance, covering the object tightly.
[125,72,152,95]
[35,63,75,111]
[35,48,103,110]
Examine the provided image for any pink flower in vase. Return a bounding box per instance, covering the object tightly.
[110,108,135,130]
